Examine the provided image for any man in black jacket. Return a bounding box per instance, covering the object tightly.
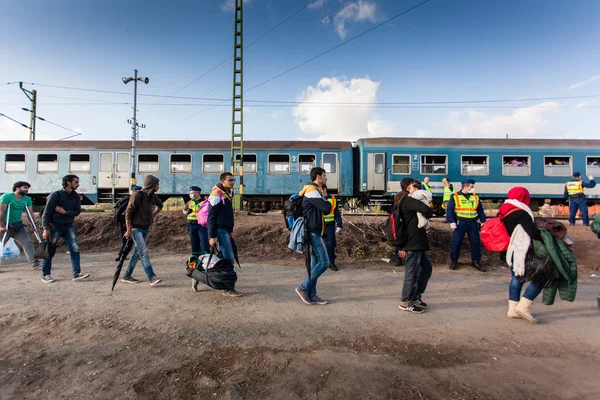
[397,178,434,314]
[41,174,90,283]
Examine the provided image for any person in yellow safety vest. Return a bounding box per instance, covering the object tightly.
[183,186,209,256]
[322,185,343,271]
[563,172,596,226]
[446,178,486,272]
[422,176,432,193]
[441,177,454,220]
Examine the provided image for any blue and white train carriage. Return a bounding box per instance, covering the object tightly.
[354,137,600,209]
[0,140,354,206]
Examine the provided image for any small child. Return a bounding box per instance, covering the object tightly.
[410,181,433,229]
[539,199,555,218]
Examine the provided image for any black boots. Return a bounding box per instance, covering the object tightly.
[329,263,339,271]
[449,260,458,270]
[471,261,486,272]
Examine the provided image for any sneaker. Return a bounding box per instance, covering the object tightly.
[31,260,42,270]
[121,276,140,284]
[328,263,339,271]
[295,287,312,305]
[41,275,55,283]
[414,298,428,309]
[398,304,425,314]
[223,288,243,297]
[72,273,90,281]
[310,295,328,305]
[149,277,163,286]
[192,279,200,292]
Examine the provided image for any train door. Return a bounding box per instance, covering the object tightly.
[98,152,130,203]
[114,152,130,188]
[98,152,114,189]
[367,153,385,191]
[322,153,339,192]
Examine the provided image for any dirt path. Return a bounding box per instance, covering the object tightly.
[1,253,599,400]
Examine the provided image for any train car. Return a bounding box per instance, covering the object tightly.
[0,140,354,207]
[355,137,600,209]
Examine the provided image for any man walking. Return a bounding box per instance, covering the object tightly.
[41,175,90,283]
[446,178,486,271]
[564,172,596,226]
[322,185,342,271]
[183,185,209,255]
[396,178,434,314]
[0,181,41,269]
[121,175,163,286]
[295,167,333,305]
[207,172,242,297]
[114,185,141,262]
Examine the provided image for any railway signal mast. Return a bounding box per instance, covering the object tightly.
[230,0,244,210]
[18,82,36,141]
[123,70,149,190]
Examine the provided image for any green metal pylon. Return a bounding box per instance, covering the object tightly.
[230,0,244,210]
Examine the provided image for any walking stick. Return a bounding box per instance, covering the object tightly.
[25,206,42,244]
[0,203,11,267]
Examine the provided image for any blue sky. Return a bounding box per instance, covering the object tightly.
[0,0,599,141]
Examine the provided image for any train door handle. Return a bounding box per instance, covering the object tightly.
[92,176,97,185]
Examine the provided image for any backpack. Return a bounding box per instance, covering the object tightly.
[283,194,303,230]
[113,195,130,222]
[591,214,600,234]
[480,208,519,252]
[196,189,223,227]
[382,197,408,248]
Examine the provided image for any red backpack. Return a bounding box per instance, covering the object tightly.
[480,209,519,252]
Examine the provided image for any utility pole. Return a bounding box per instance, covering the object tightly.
[19,82,36,141]
[230,0,244,210]
[122,70,149,189]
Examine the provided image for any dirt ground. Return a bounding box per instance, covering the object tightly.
[1,213,600,399]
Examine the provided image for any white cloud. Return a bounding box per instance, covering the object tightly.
[220,0,251,12]
[333,0,377,39]
[442,102,560,138]
[574,102,587,108]
[569,74,600,90]
[293,76,395,140]
[308,0,327,9]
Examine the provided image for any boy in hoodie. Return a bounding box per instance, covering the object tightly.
[121,175,163,286]
[295,167,334,305]
[207,172,242,297]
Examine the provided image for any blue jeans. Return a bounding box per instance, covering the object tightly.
[325,223,337,264]
[401,250,433,304]
[299,233,330,298]
[509,269,543,301]
[189,223,210,254]
[42,225,81,277]
[450,219,481,262]
[124,228,156,280]
[217,229,235,262]
[568,197,589,225]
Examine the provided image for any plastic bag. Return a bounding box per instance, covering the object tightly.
[199,253,221,270]
[2,238,21,259]
[35,240,50,260]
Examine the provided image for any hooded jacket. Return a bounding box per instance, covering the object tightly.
[499,187,542,241]
[300,183,332,235]
[207,183,234,238]
[125,175,163,229]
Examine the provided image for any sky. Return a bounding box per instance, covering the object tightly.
[0,0,599,142]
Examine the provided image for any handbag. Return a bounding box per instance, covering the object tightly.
[35,240,50,260]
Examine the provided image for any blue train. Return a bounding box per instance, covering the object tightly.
[1,138,599,209]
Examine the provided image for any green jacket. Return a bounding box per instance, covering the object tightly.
[537,229,578,305]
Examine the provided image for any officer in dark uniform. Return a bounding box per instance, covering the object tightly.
[564,172,596,226]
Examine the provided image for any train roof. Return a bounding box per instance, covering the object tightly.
[356,137,600,149]
[0,140,352,150]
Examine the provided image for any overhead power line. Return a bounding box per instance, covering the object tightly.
[0,112,29,128]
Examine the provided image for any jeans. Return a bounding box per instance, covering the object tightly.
[400,250,433,305]
[217,229,235,262]
[3,226,37,265]
[509,269,543,301]
[42,225,81,277]
[299,233,330,298]
[124,228,156,280]
[568,197,589,225]
[189,223,210,254]
[325,223,337,264]
[450,219,481,262]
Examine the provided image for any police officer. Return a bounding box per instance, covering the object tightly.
[183,186,209,255]
[564,172,596,226]
[322,185,342,271]
[442,177,454,222]
[422,176,432,193]
[446,178,486,271]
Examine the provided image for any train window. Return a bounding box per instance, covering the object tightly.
[298,154,316,174]
[138,154,160,174]
[544,156,571,176]
[392,154,411,174]
[587,157,600,176]
[502,156,530,176]
[37,154,59,174]
[461,155,488,176]
[170,154,192,174]
[420,155,447,174]
[202,154,224,174]
[323,153,337,173]
[268,154,290,174]
[69,154,90,173]
[234,154,257,174]
[4,154,26,173]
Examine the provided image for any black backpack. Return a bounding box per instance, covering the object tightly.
[382,197,408,247]
[113,195,131,222]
